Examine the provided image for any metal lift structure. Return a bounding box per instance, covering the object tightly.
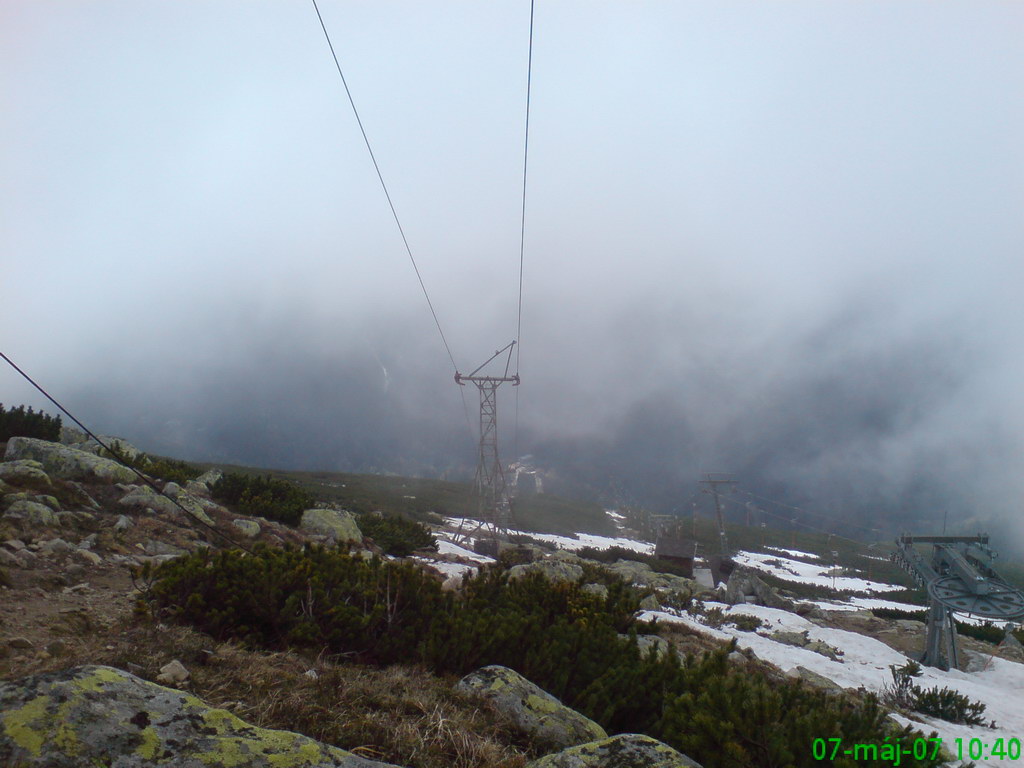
[891,534,1024,670]
[455,341,520,542]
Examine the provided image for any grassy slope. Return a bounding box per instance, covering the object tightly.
[203,463,616,537]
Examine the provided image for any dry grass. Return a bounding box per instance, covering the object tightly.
[9,619,530,768]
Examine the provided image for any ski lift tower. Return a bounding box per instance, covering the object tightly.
[455,341,520,540]
[892,533,1024,670]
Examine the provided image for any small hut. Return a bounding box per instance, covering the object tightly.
[654,533,697,578]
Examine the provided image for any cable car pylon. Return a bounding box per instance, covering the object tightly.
[455,341,520,545]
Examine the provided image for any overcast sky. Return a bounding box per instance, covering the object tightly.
[3,2,1023,544]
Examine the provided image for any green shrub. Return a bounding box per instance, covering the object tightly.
[356,513,436,557]
[912,685,987,725]
[0,403,61,442]
[139,455,203,485]
[728,613,763,631]
[144,547,943,768]
[211,473,315,526]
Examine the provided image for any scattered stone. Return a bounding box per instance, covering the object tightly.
[119,485,214,525]
[45,640,68,656]
[185,479,211,497]
[508,559,584,585]
[632,634,672,660]
[581,582,609,600]
[526,733,703,768]
[39,538,73,555]
[786,666,845,695]
[4,437,136,483]
[144,539,186,557]
[805,639,843,661]
[77,533,97,550]
[456,665,606,752]
[78,435,141,461]
[232,519,261,537]
[724,568,795,611]
[639,593,661,611]
[0,549,27,569]
[163,481,183,498]
[156,659,190,685]
[728,651,746,665]
[65,564,86,582]
[113,514,132,531]
[304,669,319,680]
[0,460,52,488]
[71,548,102,566]
[195,468,223,487]
[55,510,94,526]
[7,637,33,650]
[2,539,26,552]
[0,665,400,767]
[299,508,363,544]
[2,500,59,527]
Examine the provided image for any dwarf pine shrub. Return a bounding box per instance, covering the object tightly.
[143,546,944,768]
[211,473,315,526]
[356,512,436,557]
[0,403,61,442]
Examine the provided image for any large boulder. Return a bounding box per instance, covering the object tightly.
[0,665,400,767]
[508,559,584,585]
[456,665,606,752]
[4,437,136,484]
[2,500,59,527]
[299,509,362,543]
[605,561,698,598]
[526,733,702,768]
[118,486,215,525]
[0,460,52,488]
[724,568,794,611]
[77,436,142,461]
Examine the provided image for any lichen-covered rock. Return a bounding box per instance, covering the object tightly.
[0,460,52,488]
[526,733,702,767]
[507,560,584,584]
[119,486,215,525]
[786,666,845,695]
[0,665,401,767]
[581,582,609,600]
[76,435,141,461]
[456,665,605,752]
[299,509,362,543]
[196,468,223,487]
[3,500,59,527]
[4,437,136,484]
[232,519,261,537]
[605,561,697,600]
[724,568,794,611]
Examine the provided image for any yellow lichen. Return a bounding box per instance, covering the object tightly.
[74,666,128,692]
[136,726,162,760]
[1,693,50,757]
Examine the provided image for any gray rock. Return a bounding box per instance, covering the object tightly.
[113,514,132,531]
[71,548,102,566]
[724,568,795,611]
[508,559,584,584]
[3,539,27,551]
[581,582,609,600]
[457,665,606,752]
[144,539,186,557]
[185,479,211,497]
[299,508,362,543]
[156,659,190,684]
[119,486,214,525]
[0,460,52,488]
[0,665,401,767]
[196,468,223,487]
[77,533,97,550]
[4,437,136,483]
[786,666,845,695]
[621,634,672,660]
[639,593,661,611]
[163,482,183,498]
[526,733,702,767]
[58,426,88,445]
[78,436,141,461]
[232,519,261,537]
[3,500,59,527]
[605,560,698,599]
[805,640,843,661]
[7,637,34,650]
[40,538,73,555]
[0,548,27,569]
